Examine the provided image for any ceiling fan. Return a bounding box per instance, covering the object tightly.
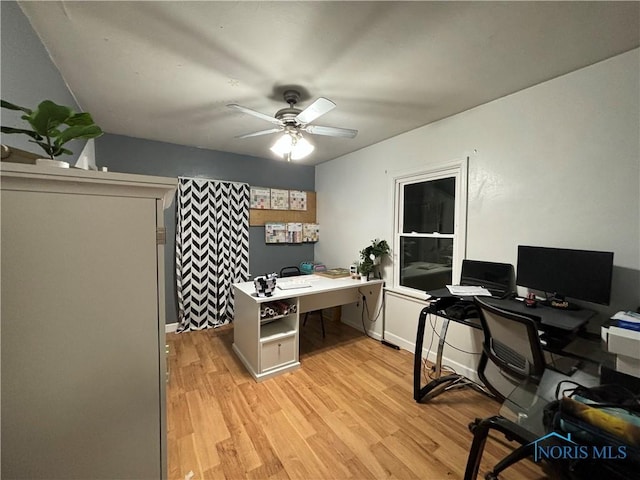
[227,89,358,161]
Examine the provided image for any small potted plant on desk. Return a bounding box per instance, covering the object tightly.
[358,238,390,281]
[1,99,103,168]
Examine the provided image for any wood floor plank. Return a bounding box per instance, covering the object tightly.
[263,379,317,439]
[260,409,327,479]
[370,440,420,480]
[167,323,544,479]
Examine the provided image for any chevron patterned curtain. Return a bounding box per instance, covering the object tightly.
[176,177,250,332]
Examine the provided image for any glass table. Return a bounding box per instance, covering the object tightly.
[499,366,601,438]
[463,339,619,480]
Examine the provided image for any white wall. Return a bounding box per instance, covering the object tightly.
[315,49,640,371]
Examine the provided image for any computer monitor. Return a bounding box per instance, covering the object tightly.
[460,259,514,297]
[516,245,614,306]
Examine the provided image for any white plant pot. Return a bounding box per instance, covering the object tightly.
[360,274,368,282]
[36,158,70,168]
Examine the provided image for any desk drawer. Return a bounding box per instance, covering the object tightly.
[261,334,296,371]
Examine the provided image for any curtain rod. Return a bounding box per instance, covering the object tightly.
[178,175,249,187]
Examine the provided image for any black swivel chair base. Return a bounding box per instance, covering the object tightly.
[464,415,537,480]
[303,309,325,338]
[416,373,492,402]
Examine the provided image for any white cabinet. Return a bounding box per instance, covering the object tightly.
[260,318,297,371]
[233,292,300,381]
[0,163,176,479]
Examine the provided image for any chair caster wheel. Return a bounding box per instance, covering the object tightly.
[468,418,481,433]
[485,472,498,480]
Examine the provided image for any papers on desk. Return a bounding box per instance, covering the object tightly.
[446,285,492,296]
[612,311,640,324]
[611,311,640,332]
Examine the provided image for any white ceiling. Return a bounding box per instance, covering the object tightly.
[19,1,640,165]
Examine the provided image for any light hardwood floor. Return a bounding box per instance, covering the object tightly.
[167,318,546,479]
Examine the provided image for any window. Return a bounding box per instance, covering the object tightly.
[392,160,468,294]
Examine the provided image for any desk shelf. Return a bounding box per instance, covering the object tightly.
[260,316,296,341]
[260,299,297,323]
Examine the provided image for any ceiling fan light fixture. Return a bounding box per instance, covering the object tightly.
[270,131,314,161]
[270,133,293,157]
[290,136,314,160]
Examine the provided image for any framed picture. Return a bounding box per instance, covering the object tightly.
[289,190,307,211]
[287,223,303,243]
[302,223,319,242]
[270,188,289,210]
[265,222,287,243]
[250,186,271,209]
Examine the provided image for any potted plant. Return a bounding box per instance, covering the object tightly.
[1,99,103,166]
[359,238,390,280]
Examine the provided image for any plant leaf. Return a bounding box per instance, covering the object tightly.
[28,100,73,136]
[1,126,43,140]
[55,125,103,146]
[1,100,32,114]
[66,112,96,126]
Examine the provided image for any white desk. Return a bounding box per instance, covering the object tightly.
[232,275,384,381]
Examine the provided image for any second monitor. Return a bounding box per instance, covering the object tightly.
[516,245,614,308]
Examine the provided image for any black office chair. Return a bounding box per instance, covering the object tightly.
[279,266,301,278]
[465,296,547,479]
[279,266,325,338]
[475,296,547,402]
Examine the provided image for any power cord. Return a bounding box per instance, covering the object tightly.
[358,288,384,324]
[422,313,461,382]
[360,295,378,340]
[428,313,482,356]
[422,313,487,393]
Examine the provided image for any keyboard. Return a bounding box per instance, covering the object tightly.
[277,280,312,290]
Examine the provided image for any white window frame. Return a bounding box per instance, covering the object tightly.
[390,159,468,296]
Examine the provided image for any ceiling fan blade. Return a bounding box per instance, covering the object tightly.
[227,104,283,126]
[295,97,336,124]
[303,124,358,139]
[236,127,283,139]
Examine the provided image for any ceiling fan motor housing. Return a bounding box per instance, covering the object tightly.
[277,90,304,124]
[275,108,303,124]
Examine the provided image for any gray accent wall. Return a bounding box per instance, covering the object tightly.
[1,1,83,163]
[97,133,315,324]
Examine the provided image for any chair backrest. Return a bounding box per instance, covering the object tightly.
[474,297,547,397]
[279,266,301,278]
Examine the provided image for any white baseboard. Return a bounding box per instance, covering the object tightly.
[383,331,480,383]
[341,317,382,341]
[165,322,178,334]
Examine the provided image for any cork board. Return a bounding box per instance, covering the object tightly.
[250,191,316,226]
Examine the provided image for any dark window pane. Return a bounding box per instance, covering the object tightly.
[403,178,455,234]
[400,237,453,291]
